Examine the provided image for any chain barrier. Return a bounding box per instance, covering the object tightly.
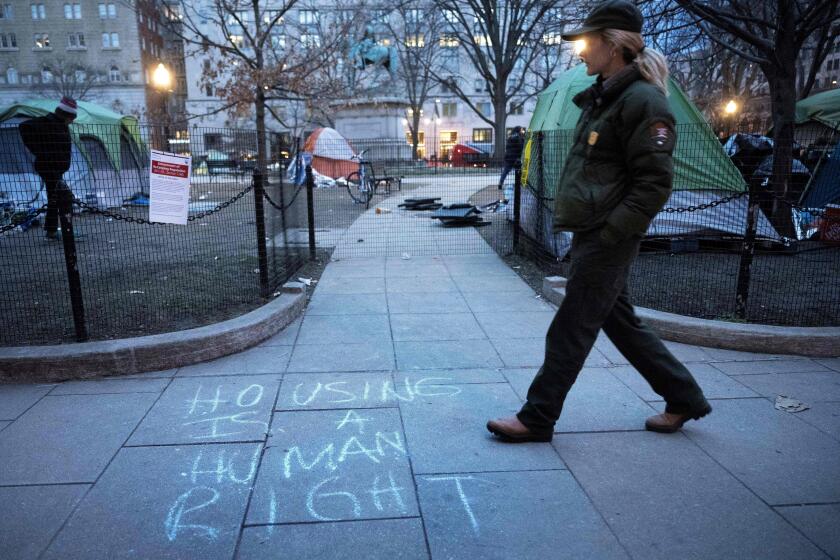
[73,180,255,224]
[262,183,304,212]
[661,190,749,213]
[0,205,47,234]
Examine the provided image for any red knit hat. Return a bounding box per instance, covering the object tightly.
[56,96,78,116]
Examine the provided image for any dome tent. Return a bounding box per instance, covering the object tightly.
[303,127,359,179]
[518,65,780,257]
[0,99,147,209]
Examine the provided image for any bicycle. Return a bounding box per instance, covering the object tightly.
[345,150,376,209]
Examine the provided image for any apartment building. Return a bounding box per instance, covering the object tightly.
[0,0,186,125]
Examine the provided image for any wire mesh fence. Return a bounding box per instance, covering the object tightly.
[300,126,838,327]
[0,123,308,346]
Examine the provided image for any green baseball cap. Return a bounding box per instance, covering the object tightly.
[561,0,644,40]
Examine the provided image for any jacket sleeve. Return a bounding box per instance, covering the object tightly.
[602,94,676,243]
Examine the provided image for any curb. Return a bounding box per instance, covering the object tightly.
[542,276,840,358]
[0,283,307,383]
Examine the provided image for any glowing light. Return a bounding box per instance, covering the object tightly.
[151,63,172,90]
[724,100,738,115]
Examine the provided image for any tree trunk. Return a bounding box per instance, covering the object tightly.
[493,96,507,163]
[412,112,422,160]
[255,88,268,173]
[765,63,797,238]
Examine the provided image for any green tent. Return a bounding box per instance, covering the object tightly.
[795,88,840,130]
[523,64,746,196]
[0,98,143,172]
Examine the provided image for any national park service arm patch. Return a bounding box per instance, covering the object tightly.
[647,121,675,151]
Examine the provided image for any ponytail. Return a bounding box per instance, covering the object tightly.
[601,29,669,96]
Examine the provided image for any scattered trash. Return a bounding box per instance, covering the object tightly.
[401,253,411,260]
[199,195,207,200]
[253,268,260,273]
[513,266,521,269]
[128,290,145,294]
[535,294,542,299]
[774,395,809,413]
[375,207,392,214]
[298,277,313,286]
[357,239,364,243]
[272,291,282,297]
[430,204,491,227]
[214,256,220,260]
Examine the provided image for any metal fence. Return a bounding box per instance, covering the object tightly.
[299,126,838,327]
[0,124,308,346]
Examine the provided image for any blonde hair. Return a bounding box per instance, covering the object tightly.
[601,29,669,95]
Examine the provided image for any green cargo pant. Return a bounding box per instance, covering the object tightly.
[517,227,709,434]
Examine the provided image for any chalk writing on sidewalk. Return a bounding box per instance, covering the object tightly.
[291,376,461,407]
[182,383,269,440]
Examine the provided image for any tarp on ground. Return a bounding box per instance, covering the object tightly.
[303,127,358,179]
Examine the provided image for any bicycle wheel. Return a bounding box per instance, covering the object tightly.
[345,171,374,209]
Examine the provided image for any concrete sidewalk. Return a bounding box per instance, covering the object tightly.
[1,251,839,559]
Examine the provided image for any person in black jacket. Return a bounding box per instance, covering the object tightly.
[498,126,524,194]
[19,97,77,240]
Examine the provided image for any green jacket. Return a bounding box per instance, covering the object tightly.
[552,64,676,243]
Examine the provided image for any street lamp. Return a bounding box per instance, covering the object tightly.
[152,62,172,151]
[723,99,739,136]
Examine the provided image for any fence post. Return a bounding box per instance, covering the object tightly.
[513,165,522,253]
[305,164,317,260]
[734,179,760,319]
[535,132,545,248]
[252,169,270,298]
[59,194,88,342]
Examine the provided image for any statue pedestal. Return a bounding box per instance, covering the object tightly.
[333,97,413,161]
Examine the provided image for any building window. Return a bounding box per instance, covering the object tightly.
[474,78,484,93]
[300,33,320,48]
[30,3,45,19]
[102,32,119,48]
[0,32,16,49]
[443,9,459,24]
[33,33,50,49]
[98,3,116,18]
[205,83,213,96]
[41,66,53,83]
[74,69,86,82]
[270,34,285,49]
[509,101,524,115]
[0,4,13,19]
[228,34,243,48]
[472,128,492,142]
[263,10,284,25]
[441,102,457,117]
[406,9,422,24]
[64,3,81,19]
[6,66,18,83]
[299,9,317,25]
[476,101,492,116]
[109,66,120,82]
[439,33,459,48]
[406,34,425,48]
[67,32,85,48]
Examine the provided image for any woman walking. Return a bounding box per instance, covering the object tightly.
[487,0,712,443]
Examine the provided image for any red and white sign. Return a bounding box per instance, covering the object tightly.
[149,149,192,225]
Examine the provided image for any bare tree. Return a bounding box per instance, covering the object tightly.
[384,3,446,160]
[430,0,568,159]
[674,0,840,232]
[166,0,357,170]
[35,56,102,101]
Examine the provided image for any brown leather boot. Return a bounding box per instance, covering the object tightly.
[645,403,712,433]
[487,416,553,443]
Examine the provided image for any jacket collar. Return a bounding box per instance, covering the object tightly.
[573,63,642,109]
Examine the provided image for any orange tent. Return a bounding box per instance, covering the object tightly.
[303,127,358,179]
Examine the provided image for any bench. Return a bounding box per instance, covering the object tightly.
[370,162,402,194]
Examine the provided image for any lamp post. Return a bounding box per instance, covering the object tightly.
[152,62,172,151]
[434,98,441,162]
[723,99,738,136]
